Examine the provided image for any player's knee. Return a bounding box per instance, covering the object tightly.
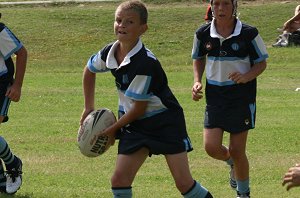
[229,146,245,160]
[111,171,131,187]
[204,143,220,157]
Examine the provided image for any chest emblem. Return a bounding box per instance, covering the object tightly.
[231,43,239,51]
[122,74,129,84]
[205,42,213,51]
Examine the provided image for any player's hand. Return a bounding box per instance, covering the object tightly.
[5,83,22,102]
[80,108,94,125]
[228,72,249,84]
[98,124,117,146]
[192,82,203,101]
[282,164,300,191]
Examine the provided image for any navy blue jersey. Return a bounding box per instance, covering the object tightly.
[0,23,21,82]
[192,19,268,106]
[87,39,188,139]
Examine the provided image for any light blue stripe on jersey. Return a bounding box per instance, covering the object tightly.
[125,75,152,98]
[191,34,202,59]
[0,70,8,76]
[251,35,269,64]
[206,56,250,86]
[249,103,256,127]
[207,56,247,62]
[207,79,235,86]
[125,90,152,100]
[87,54,109,73]
[1,27,23,60]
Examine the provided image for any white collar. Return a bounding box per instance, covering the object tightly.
[106,39,143,69]
[210,18,242,39]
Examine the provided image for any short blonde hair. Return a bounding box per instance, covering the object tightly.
[116,0,148,24]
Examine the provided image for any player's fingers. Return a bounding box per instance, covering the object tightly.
[286,183,296,191]
[282,177,291,186]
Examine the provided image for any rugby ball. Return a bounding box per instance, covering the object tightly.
[77,108,116,157]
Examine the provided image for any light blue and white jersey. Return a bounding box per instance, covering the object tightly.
[0,23,22,78]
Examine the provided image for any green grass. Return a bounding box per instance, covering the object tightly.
[0,1,300,197]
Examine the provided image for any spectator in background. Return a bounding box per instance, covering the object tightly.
[204,5,213,23]
[273,5,300,47]
[283,163,300,191]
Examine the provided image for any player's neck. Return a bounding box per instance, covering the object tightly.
[215,19,235,38]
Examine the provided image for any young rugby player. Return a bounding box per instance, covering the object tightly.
[0,13,26,194]
[191,0,268,197]
[80,1,213,197]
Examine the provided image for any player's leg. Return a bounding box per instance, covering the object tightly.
[229,131,250,197]
[0,159,5,193]
[203,128,229,161]
[203,128,236,189]
[111,147,149,198]
[165,152,213,198]
[0,135,22,194]
[0,82,23,194]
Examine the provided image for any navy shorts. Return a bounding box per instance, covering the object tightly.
[204,103,256,133]
[0,81,11,123]
[117,129,193,156]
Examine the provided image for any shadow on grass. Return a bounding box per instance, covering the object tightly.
[0,193,33,198]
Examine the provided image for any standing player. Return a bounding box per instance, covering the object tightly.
[80,1,213,197]
[191,0,268,197]
[0,13,26,194]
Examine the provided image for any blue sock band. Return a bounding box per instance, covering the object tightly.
[183,181,209,198]
[112,187,132,198]
[237,179,250,194]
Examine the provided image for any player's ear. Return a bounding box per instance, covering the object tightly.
[141,24,148,34]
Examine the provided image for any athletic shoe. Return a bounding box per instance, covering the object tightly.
[237,191,250,198]
[0,161,6,193]
[272,39,289,47]
[5,159,22,194]
[229,165,237,189]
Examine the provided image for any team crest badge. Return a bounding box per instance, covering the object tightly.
[205,42,212,51]
[244,119,250,125]
[122,74,129,84]
[231,43,239,51]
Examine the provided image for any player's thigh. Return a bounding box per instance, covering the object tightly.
[112,147,149,185]
[229,131,248,155]
[165,152,194,187]
[203,128,224,149]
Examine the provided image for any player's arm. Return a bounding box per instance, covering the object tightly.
[101,100,148,145]
[80,67,96,125]
[192,58,205,101]
[228,60,267,84]
[284,11,300,30]
[6,46,27,102]
[103,100,147,136]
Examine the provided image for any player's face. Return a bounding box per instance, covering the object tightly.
[114,9,147,43]
[212,0,234,21]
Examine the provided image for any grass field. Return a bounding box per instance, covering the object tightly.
[0,1,300,197]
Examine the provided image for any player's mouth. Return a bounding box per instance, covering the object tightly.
[118,31,127,34]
